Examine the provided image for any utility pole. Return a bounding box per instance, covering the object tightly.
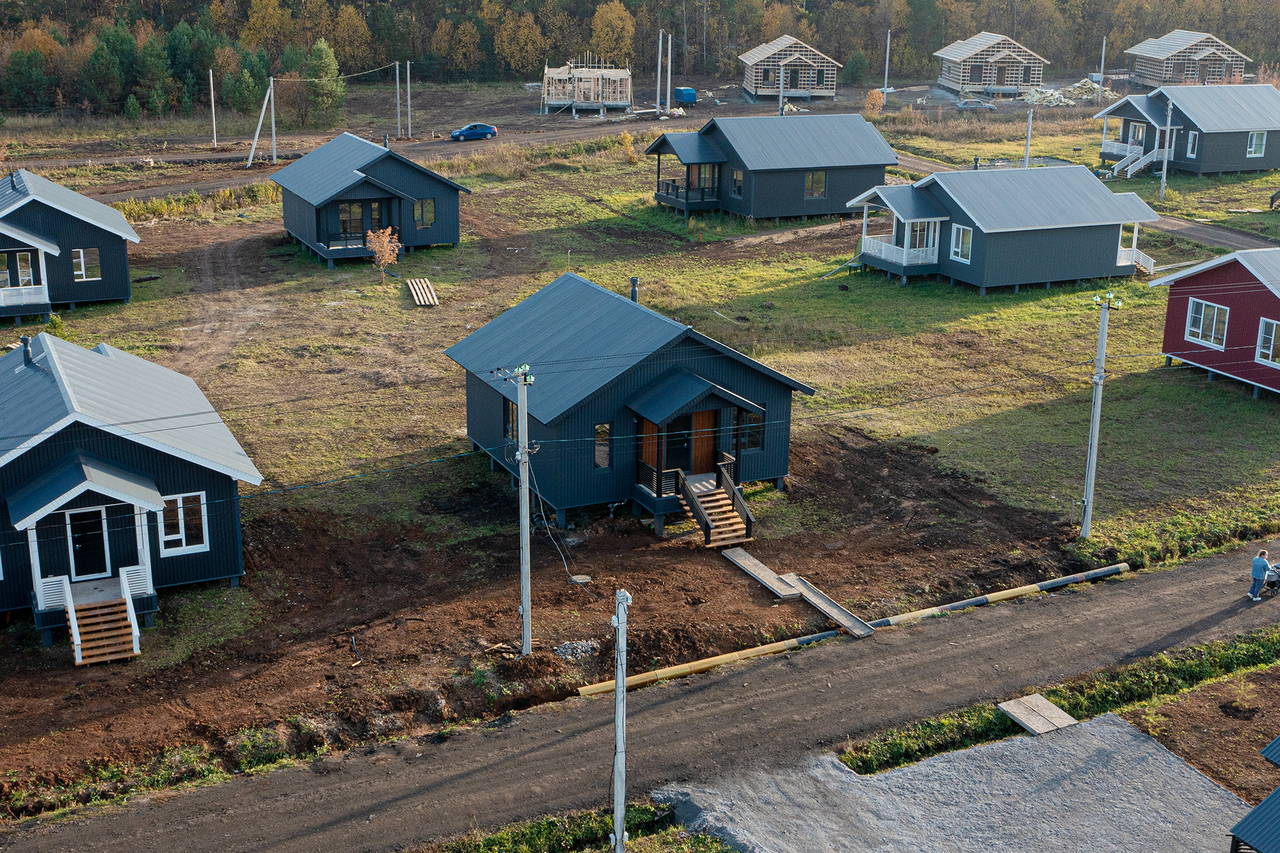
[395,61,402,139]
[209,68,217,149]
[1097,37,1107,104]
[407,61,412,139]
[1023,109,1033,168]
[666,37,672,116]
[247,81,272,168]
[1081,292,1120,539]
[269,77,277,164]
[515,365,535,656]
[1160,97,1173,201]
[656,29,663,113]
[882,29,891,93]
[610,589,633,853]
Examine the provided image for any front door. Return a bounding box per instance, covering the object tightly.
[996,65,1007,87]
[788,68,799,90]
[67,509,110,580]
[667,414,693,472]
[691,410,716,474]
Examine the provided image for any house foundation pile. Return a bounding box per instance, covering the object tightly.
[541,52,632,116]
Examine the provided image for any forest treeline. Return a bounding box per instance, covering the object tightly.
[2,0,1279,119]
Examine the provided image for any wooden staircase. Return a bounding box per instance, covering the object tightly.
[70,599,139,666]
[680,488,752,548]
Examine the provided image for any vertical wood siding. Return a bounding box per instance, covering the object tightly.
[362,158,463,248]
[749,166,885,219]
[3,201,130,305]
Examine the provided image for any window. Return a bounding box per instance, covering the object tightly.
[950,224,973,263]
[1186,298,1228,349]
[16,253,32,287]
[815,68,826,88]
[66,508,111,580]
[504,397,517,442]
[160,493,209,556]
[0,254,8,288]
[73,248,101,281]
[369,201,383,229]
[804,171,826,199]
[738,409,764,451]
[414,199,436,229]
[731,170,743,198]
[1258,319,1280,368]
[909,221,938,250]
[594,423,611,469]
[1186,131,1199,158]
[968,64,983,84]
[338,202,363,236]
[1128,122,1145,145]
[1248,131,1267,158]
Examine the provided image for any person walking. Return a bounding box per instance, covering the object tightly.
[1250,549,1270,601]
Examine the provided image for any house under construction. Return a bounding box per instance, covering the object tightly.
[934,32,1048,95]
[739,35,840,102]
[1124,30,1249,88]
[541,53,632,116]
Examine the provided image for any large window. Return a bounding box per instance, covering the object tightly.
[1258,319,1280,368]
[15,253,32,287]
[73,248,101,281]
[594,423,611,469]
[909,221,938,250]
[804,171,826,199]
[1248,131,1267,158]
[950,224,973,263]
[1186,298,1228,349]
[161,493,208,556]
[369,201,383,229]
[1186,131,1199,158]
[504,397,517,442]
[338,202,363,237]
[414,199,436,229]
[738,408,764,451]
[0,254,8,288]
[731,170,743,198]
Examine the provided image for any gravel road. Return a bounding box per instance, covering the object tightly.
[3,542,1279,852]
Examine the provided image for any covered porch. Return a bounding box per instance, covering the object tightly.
[645,133,727,218]
[848,185,948,284]
[0,219,56,321]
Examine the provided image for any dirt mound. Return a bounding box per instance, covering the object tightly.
[496,651,566,681]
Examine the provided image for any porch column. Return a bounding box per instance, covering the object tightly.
[133,505,153,593]
[656,153,661,193]
[27,527,43,611]
[657,425,667,498]
[1102,116,1108,144]
[861,205,868,253]
[733,410,744,485]
[1132,222,1140,254]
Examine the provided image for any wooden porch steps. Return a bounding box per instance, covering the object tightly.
[680,488,751,548]
[1135,262,1152,276]
[69,599,138,666]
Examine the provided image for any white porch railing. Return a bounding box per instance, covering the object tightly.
[0,285,48,307]
[45,576,84,663]
[1122,148,1167,178]
[123,563,154,596]
[1102,140,1141,157]
[1117,247,1155,271]
[118,568,142,655]
[859,236,939,267]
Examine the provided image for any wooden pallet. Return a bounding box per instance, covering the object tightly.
[407,278,439,307]
[71,599,139,666]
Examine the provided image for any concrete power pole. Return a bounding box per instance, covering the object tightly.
[1097,37,1107,104]
[883,29,891,93]
[210,68,217,149]
[407,61,412,139]
[515,366,535,656]
[1081,292,1120,539]
[1160,97,1173,201]
[269,77,277,164]
[395,61,402,139]
[1024,109,1033,168]
[610,589,633,853]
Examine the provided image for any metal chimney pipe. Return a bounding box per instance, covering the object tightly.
[383,134,390,148]
[630,277,639,302]
[21,336,31,365]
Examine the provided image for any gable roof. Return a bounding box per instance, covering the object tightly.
[1092,92,1173,127]
[7,451,165,530]
[643,132,727,164]
[916,166,1158,233]
[1263,733,1280,768]
[702,114,896,172]
[1150,247,1280,298]
[847,184,950,221]
[271,132,470,206]
[445,273,813,425]
[738,35,841,68]
[934,32,1048,65]
[1125,30,1249,62]
[0,170,139,244]
[0,334,261,485]
[1159,85,1280,133]
[1232,785,1280,853]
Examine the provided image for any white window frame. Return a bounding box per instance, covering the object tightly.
[15,252,33,287]
[72,248,101,282]
[159,492,211,557]
[1128,122,1145,145]
[1248,131,1267,158]
[0,253,8,288]
[1186,298,1229,350]
[1186,131,1199,158]
[1257,318,1280,368]
[950,224,973,264]
[65,506,112,581]
[909,221,939,250]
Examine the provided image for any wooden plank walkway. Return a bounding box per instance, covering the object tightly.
[722,548,801,600]
[407,278,439,306]
[998,693,1078,735]
[787,575,874,638]
[721,548,873,637]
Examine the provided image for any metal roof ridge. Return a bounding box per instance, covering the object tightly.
[36,335,79,419]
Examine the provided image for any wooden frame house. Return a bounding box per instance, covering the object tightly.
[1095,85,1280,178]
[0,334,261,665]
[739,36,840,103]
[541,53,632,116]
[848,165,1158,294]
[1150,248,1280,398]
[272,133,470,269]
[1125,30,1248,88]
[645,114,896,220]
[934,32,1047,95]
[0,170,140,323]
[446,273,813,544]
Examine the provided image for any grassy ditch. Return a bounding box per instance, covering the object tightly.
[112,181,282,222]
[840,624,1280,774]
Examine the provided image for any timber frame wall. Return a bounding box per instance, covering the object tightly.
[1129,38,1247,88]
[740,36,840,102]
[936,34,1046,95]
[541,52,632,114]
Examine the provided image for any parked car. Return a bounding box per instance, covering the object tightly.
[955,99,996,112]
[451,123,498,140]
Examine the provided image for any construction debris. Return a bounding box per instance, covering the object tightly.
[1021,78,1118,106]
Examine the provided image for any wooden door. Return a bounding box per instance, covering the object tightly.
[995,65,1007,87]
[691,410,716,474]
[641,418,658,467]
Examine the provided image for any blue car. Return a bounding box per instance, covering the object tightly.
[451,123,498,141]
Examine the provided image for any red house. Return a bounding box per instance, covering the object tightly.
[1151,248,1280,397]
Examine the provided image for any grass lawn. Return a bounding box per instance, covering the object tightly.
[876,111,1102,167]
[1119,170,1280,241]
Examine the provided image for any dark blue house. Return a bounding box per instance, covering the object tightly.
[0,334,262,665]
[0,170,141,322]
[1230,734,1280,852]
[446,273,814,544]
[272,132,471,268]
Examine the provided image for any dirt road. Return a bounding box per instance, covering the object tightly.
[5,543,1278,852]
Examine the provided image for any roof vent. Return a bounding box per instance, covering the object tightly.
[20,336,32,366]
[630,277,639,302]
[383,134,390,148]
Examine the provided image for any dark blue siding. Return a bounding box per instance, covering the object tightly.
[4,200,131,305]
[361,157,462,248]
[281,187,317,248]
[748,166,886,219]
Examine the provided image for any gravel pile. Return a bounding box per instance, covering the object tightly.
[553,639,600,661]
[655,714,1248,852]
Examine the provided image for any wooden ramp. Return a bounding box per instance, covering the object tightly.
[998,693,1078,735]
[407,278,439,306]
[722,548,874,637]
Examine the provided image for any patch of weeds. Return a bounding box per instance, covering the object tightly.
[141,582,263,670]
[428,803,707,853]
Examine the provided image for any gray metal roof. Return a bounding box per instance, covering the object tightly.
[271,132,469,206]
[627,368,762,426]
[0,334,262,484]
[1151,248,1280,300]
[738,35,840,67]
[1159,85,1280,133]
[7,451,163,530]
[705,114,897,172]
[934,32,1048,65]
[919,166,1158,233]
[0,170,139,243]
[1263,734,1280,768]
[1092,93,1171,127]
[1232,785,1280,852]
[643,132,727,164]
[1125,30,1248,62]
[445,273,812,425]
[0,219,60,256]
[848,184,950,221]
